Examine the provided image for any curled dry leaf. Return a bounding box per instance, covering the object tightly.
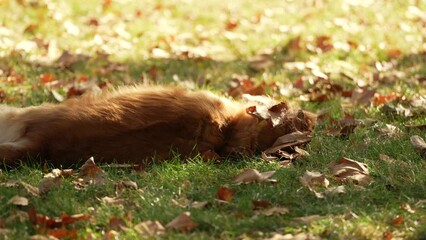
[165,212,198,233]
[328,157,372,185]
[77,157,107,186]
[246,102,289,127]
[233,169,277,185]
[299,171,329,189]
[264,131,312,154]
[134,220,165,238]
[7,196,28,206]
[410,135,426,158]
[255,207,289,216]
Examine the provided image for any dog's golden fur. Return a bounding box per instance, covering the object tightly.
[0,85,316,167]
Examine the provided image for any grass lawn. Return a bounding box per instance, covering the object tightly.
[0,0,426,239]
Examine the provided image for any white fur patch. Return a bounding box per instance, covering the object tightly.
[0,106,25,144]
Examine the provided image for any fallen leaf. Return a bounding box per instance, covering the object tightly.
[400,203,415,213]
[7,196,28,206]
[216,186,234,202]
[351,88,376,105]
[377,124,402,137]
[165,212,198,233]
[134,220,165,238]
[255,207,289,216]
[328,157,372,185]
[39,177,62,196]
[410,135,426,158]
[56,51,89,68]
[109,217,127,231]
[252,200,271,210]
[299,171,329,189]
[40,73,56,84]
[373,93,399,106]
[383,231,393,240]
[248,53,274,71]
[77,157,107,186]
[234,169,277,185]
[115,180,138,196]
[391,215,404,225]
[228,75,266,98]
[264,131,312,154]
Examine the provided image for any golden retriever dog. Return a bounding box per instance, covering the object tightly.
[0,85,316,167]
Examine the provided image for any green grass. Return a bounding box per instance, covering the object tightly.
[1,0,426,239]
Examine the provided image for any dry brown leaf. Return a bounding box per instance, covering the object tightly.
[400,203,415,213]
[299,171,329,189]
[351,88,376,105]
[38,177,62,196]
[109,217,127,231]
[391,215,404,225]
[78,157,107,186]
[7,196,28,206]
[233,169,277,185]
[165,212,198,233]
[410,135,426,158]
[264,131,312,154]
[216,186,234,202]
[328,157,372,185]
[134,220,165,238]
[255,207,289,216]
[115,180,138,196]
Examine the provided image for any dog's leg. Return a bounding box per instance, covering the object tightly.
[0,138,36,166]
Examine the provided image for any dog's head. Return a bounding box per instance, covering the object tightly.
[244,99,316,150]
